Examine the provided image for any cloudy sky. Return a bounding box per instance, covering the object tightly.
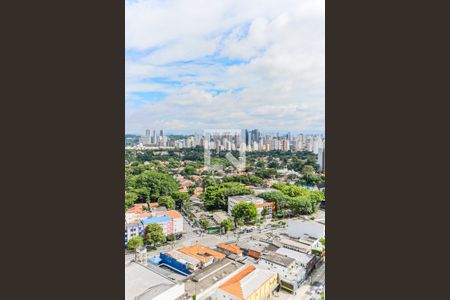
[126,0,324,134]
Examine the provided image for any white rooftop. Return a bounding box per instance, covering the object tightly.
[240,268,276,299]
[276,247,315,267]
[165,250,201,266]
[125,261,176,300]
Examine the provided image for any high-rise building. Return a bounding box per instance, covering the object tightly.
[281,139,290,151]
[152,130,157,144]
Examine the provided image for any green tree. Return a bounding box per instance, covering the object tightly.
[127,236,144,250]
[222,175,264,186]
[202,176,219,189]
[255,168,277,179]
[288,196,315,215]
[256,160,266,168]
[128,170,179,201]
[158,196,176,210]
[187,185,196,195]
[203,182,253,210]
[144,224,166,248]
[199,219,210,230]
[129,188,150,203]
[267,160,280,169]
[125,191,138,210]
[183,165,197,176]
[261,207,269,218]
[302,165,315,176]
[220,218,234,233]
[232,202,258,225]
[298,173,324,186]
[171,191,190,208]
[320,237,325,247]
[259,191,289,213]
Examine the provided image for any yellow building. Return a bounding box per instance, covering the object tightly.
[216,265,278,300]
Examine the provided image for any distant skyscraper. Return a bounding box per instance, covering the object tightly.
[318,147,324,172]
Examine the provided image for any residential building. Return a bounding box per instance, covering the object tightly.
[214,265,278,300]
[142,216,173,236]
[155,210,184,234]
[124,221,145,247]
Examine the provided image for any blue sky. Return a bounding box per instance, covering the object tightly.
[125,0,324,134]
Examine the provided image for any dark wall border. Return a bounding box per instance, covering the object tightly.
[2,1,124,299]
[1,0,449,299]
[326,0,449,299]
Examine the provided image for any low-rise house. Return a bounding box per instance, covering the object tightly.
[212,211,229,225]
[178,244,226,268]
[287,220,325,253]
[275,247,318,276]
[216,243,243,257]
[258,252,305,294]
[237,241,271,259]
[276,237,312,254]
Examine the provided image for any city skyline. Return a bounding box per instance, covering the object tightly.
[126,0,324,133]
[126,128,325,136]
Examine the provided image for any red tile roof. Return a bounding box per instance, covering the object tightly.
[217,243,243,254]
[219,265,255,299]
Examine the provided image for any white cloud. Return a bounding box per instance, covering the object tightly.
[125,0,324,133]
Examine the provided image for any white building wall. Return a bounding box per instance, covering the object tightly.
[173,217,183,233]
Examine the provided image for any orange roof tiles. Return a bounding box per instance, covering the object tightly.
[219,265,255,299]
[217,243,243,254]
[127,203,158,214]
[164,210,182,219]
[178,244,225,264]
[127,203,146,214]
[256,202,275,209]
